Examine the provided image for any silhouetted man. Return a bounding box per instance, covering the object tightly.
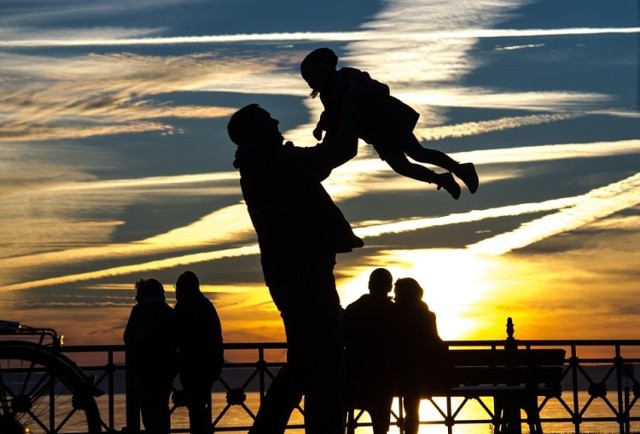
[227,87,363,434]
[174,271,224,434]
[343,268,395,434]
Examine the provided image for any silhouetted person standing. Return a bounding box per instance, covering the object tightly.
[174,271,224,434]
[301,47,479,200]
[393,278,445,434]
[124,278,177,434]
[343,268,395,434]
[227,87,363,434]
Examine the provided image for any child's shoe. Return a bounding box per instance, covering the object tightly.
[455,162,479,194]
[436,172,461,200]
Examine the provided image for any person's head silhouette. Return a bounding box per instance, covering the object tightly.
[368,268,393,297]
[175,271,202,302]
[394,277,424,303]
[300,47,339,97]
[227,103,285,148]
[134,278,165,303]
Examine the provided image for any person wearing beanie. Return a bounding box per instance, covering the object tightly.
[227,91,363,434]
[301,47,479,200]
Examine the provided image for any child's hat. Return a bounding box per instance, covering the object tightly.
[301,47,338,69]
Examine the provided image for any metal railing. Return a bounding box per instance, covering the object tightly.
[54,338,640,434]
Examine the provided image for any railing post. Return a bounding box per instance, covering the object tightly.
[108,349,115,430]
[505,317,517,350]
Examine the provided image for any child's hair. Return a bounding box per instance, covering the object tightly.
[301,48,339,98]
[301,47,339,70]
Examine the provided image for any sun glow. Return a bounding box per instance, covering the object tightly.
[339,248,499,340]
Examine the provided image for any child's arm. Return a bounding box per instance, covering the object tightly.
[313,111,329,141]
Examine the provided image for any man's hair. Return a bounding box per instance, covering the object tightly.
[175,271,201,301]
[176,270,200,291]
[369,268,393,295]
[227,103,261,146]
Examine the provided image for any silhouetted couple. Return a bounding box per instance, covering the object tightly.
[343,269,447,434]
[123,272,224,434]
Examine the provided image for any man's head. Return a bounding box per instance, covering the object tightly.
[175,270,201,302]
[368,268,393,297]
[227,103,284,147]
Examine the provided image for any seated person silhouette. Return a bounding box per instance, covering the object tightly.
[342,268,395,434]
[393,277,446,434]
[301,47,479,200]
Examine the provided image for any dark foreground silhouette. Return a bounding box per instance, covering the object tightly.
[228,99,363,434]
[301,47,479,200]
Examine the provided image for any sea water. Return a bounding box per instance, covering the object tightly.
[98,391,639,434]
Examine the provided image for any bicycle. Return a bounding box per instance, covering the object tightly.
[0,320,102,433]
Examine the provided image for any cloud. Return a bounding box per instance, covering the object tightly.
[455,139,640,165]
[0,52,279,143]
[415,113,581,141]
[2,134,639,288]
[0,172,244,261]
[402,87,612,112]
[468,172,640,255]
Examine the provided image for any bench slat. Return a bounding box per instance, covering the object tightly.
[446,348,565,367]
[448,366,564,386]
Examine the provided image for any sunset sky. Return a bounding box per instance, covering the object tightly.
[1,0,639,347]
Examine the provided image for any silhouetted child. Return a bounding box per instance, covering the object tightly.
[300,47,478,199]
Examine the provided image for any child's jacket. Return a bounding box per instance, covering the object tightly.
[318,67,420,145]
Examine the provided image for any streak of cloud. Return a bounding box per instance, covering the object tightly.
[415,113,580,141]
[2,245,260,292]
[1,28,637,48]
[0,52,281,143]
[468,173,640,255]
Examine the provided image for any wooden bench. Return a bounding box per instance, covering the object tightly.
[345,319,566,434]
[440,346,566,434]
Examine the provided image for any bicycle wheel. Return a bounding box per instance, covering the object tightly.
[0,341,101,434]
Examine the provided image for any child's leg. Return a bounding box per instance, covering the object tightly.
[402,134,458,171]
[402,134,479,194]
[383,150,461,199]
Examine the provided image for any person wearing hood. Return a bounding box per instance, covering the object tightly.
[124,278,177,434]
[174,271,224,434]
[226,77,364,434]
